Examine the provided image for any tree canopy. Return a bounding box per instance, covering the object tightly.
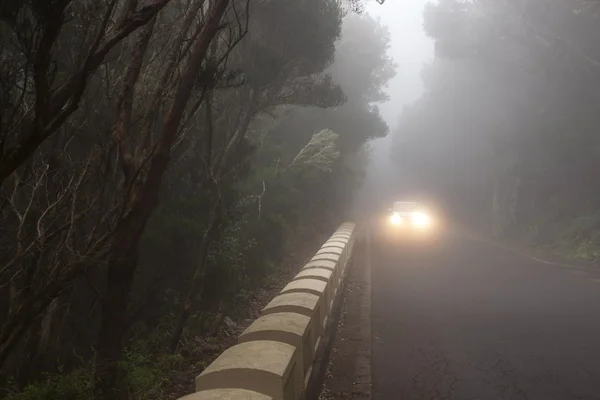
[0,0,393,398]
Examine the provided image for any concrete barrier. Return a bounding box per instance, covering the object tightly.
[281,279,330,314]
[329,234,352,255]
[330,233,350,240]
[315,247,345,271]
[180,389,273,400]
[238,312,314,387]
[292,268,335,308]
[301,261,342,291]
[302,259,339,281]
[321,242,346,261]
[322,240,346,247]
[178,222,356,400]
[195,341,301,400]
[302,259,337,271]
[262,292,324,337]
[309,254,341,274]
[315,246,344,258]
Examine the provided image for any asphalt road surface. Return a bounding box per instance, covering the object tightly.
[371,229,600,400]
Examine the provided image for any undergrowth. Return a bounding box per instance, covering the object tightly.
[519,211,600,261]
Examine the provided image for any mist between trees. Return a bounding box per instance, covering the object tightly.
[0,0,394,398]
[393,0,600,257]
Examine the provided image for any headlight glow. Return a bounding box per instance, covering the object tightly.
[411,211,431,227]
[390,213,401,224]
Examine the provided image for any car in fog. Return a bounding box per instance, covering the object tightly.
[378,200,437,239]
[390,201,431,226]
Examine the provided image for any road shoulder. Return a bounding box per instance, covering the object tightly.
[471,232,600,272]
[319,232,372,400]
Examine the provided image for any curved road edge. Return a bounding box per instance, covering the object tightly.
[318,228,373,400]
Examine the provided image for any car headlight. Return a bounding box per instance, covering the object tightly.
[390,213,401,224]
[411,211,431,227]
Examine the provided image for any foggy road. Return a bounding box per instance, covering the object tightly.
[371,230,600,400]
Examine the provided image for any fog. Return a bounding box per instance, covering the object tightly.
[4,0,600,396]
[354,0,434,217]
[358,3,600,399]
[360,0,600,242]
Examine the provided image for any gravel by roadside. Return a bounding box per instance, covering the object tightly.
[319,233,371,400]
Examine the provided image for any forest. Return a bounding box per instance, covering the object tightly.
[393,0,600,259]
[0,0,393,398]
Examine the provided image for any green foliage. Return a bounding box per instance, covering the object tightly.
[332,14,395,104]
[2,368,93,400]
[0,0,394,395]
[1,346,188,400]
[118,341,185,399]
[289,129,340,172]
[523,211,600,261]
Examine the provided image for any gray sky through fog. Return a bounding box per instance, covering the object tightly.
[366,0,434,131]
[353,0,434,217]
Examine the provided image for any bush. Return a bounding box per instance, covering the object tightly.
[2,367,93,400]
[1,343,187,400]
[524,211,600,260]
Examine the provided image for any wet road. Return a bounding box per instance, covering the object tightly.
[371,230,600,400]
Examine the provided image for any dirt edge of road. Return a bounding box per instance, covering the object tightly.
[319,231,372,400]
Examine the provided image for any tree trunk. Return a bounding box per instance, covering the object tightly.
[37,297,61,357]
[169,206,222,352]
[94,212,147,399]
[0,268,82,370]
[93,2,231,397]
[168,97,256,352]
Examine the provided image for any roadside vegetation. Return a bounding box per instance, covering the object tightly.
[0,0,393,398]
